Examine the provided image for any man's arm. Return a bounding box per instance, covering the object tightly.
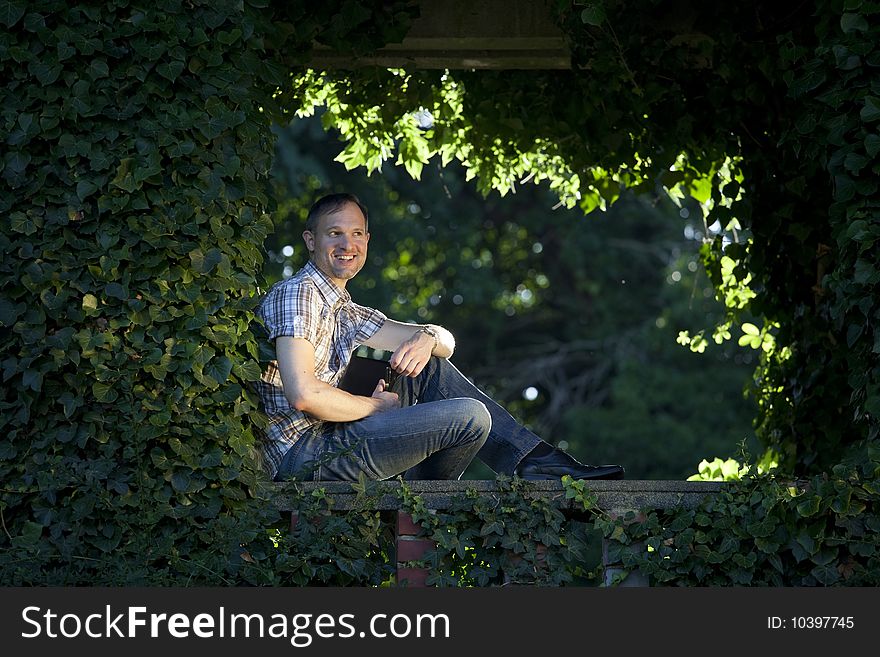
[363,319,455,378]
[276,336,398,421]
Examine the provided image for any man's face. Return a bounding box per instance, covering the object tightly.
[303,202,370,288]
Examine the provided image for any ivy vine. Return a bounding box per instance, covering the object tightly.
[1,0,283,584]
[234,464,880,587]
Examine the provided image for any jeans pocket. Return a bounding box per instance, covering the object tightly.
[277,433,323,481]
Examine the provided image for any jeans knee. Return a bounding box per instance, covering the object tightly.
[455,398,491,444]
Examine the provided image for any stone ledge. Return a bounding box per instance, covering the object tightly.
[272,479,726,512]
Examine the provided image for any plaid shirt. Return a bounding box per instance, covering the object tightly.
[254,260,386,478]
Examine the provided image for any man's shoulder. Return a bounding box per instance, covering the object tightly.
[258,266,321,314]
[264,266,317,296]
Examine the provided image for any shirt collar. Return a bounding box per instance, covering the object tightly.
[303,260,351,309]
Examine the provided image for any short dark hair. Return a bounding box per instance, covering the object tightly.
[305,193,369,233]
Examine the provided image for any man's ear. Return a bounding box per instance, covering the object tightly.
[302,230,315,253]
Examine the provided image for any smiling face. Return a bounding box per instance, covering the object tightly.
[302,201,370,288]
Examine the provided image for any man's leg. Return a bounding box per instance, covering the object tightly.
[398,357,624,480]
[276,398,491,481]
[396,357,539,474]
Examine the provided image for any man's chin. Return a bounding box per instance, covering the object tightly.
[332,266,361,280]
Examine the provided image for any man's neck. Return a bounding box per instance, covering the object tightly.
[305,260,349,298]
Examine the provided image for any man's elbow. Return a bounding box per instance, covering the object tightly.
[438,330,455,358]
[286,388,314,413]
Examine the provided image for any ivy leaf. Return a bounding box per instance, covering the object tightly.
[11,521,44,549]
[111,157,137,192]
[860,96,880,123]
[480,521,504,536]
[29,61,62,85]
[788,67,825,98]
[198,115,230,140]
[840,13,868,33]
[105,282,128,300]
[22,368,43,391]
[580,5,606,26]
[0,0,26,28]
[10,211,37,235]
[58,391,80,419]
[89,59,110,79]
[150,447,170,468]
[92,381,119,403]
[76,180,98,200]
[57,42,76,60]
[190,248,223,273]
[834,174,856,202]
[198,355,233,389]
[844,152,868,174]
[796,496,821,517]
[167,141,195,158]
[811,563,840,585]
[157,60,185,81]
[171,471,191,492]
[0,298,22,326]
[228,432,252,457]
[82,293,99,315]
[233,359,262,382]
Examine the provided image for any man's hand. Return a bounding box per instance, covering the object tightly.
[371,379,399,412]
[277,336,397,421]
[389,330,435,378]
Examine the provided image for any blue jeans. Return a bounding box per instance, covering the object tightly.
[275,357,542,481]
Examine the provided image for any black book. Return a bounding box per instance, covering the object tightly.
[337,355,398,397]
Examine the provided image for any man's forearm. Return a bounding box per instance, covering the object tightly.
[288,380,387,422]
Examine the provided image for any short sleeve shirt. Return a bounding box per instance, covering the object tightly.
[254,261,386,478]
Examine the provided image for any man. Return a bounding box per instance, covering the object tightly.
[255,192,625,483]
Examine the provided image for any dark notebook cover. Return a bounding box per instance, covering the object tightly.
[337,355,397,396]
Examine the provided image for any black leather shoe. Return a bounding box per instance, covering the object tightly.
[515,447,625,481]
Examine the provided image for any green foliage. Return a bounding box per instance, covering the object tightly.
[240,477,603,587]
[235,480,396,586]
[598,441,880,585]
[269,0,419,61]
[250,464,879,587]
[399,477,598,586]
[0,0,282,584]
[762,0,880,469]
[687,449,779,482]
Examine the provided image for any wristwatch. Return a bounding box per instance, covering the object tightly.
[419,326,439,350]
